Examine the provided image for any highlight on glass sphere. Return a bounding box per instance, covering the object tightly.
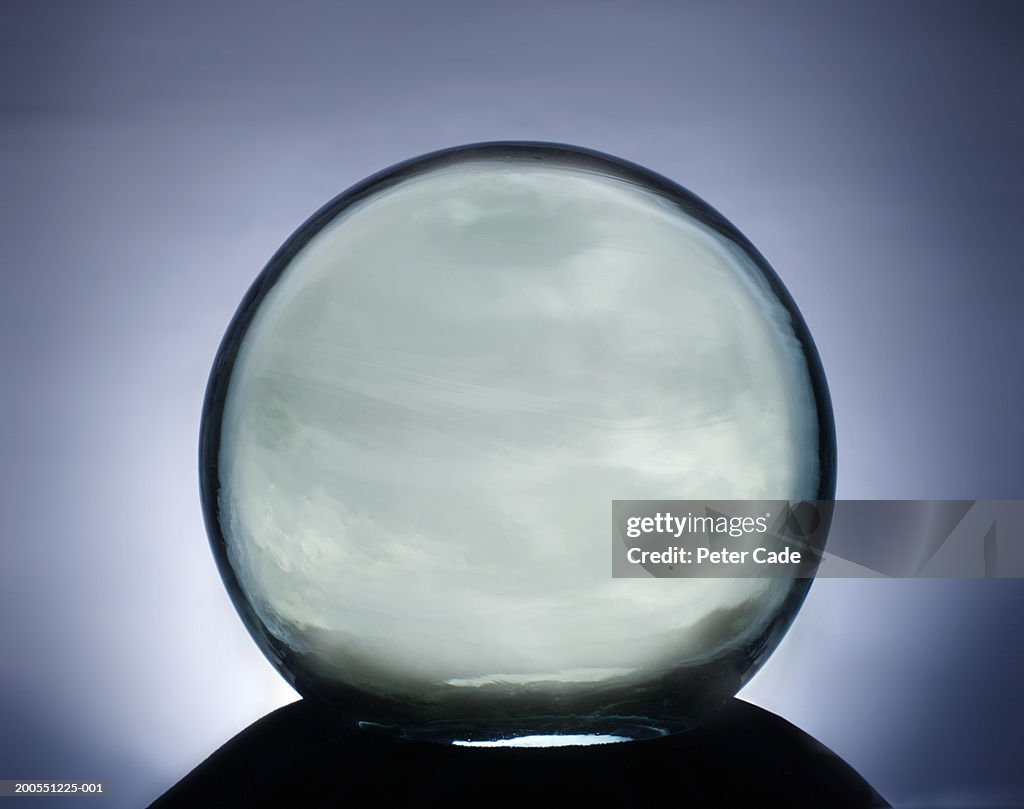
[200,142,835,745]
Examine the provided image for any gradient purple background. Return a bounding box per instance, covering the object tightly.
[1,2,1022,807]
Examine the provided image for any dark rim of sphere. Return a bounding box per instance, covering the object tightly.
[198,141,838,728]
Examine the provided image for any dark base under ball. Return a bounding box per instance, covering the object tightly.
[149,698,887,808]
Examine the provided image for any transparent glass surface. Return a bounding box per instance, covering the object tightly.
[200,142,835,744]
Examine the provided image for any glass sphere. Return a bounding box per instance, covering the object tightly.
[200,142,835,744]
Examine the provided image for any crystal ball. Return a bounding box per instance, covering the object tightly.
[200,142,835,744]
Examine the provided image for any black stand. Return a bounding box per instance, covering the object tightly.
[150,698,888,808]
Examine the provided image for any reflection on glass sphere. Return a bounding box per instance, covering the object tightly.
[200,142,835,744]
